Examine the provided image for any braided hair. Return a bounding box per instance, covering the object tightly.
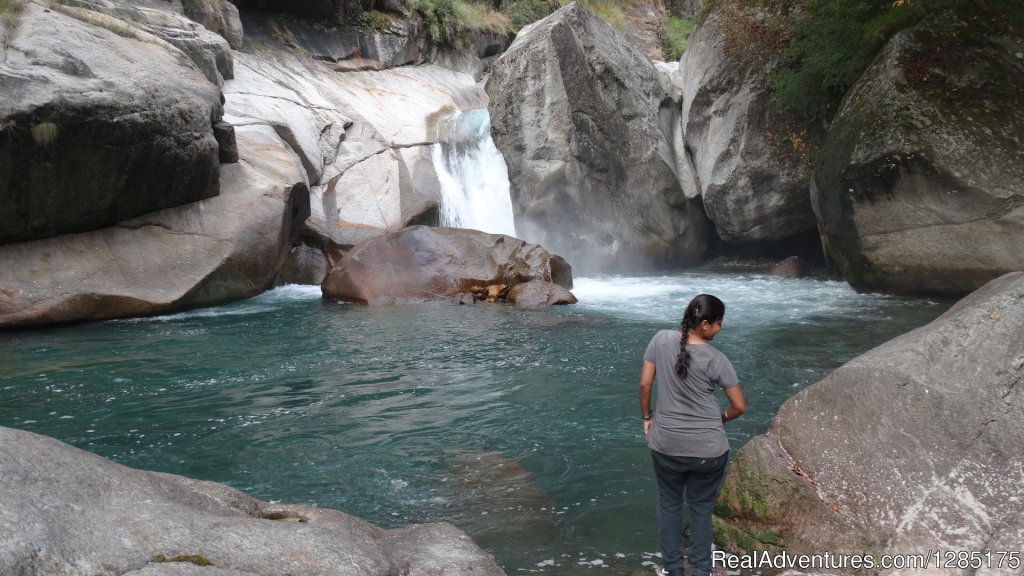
[675,294,726,378]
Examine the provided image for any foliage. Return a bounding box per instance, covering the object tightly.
[500,0,557,30]
[413,0,511,47]
[770,0,928,127]
[0,0,23,44]
[31,122,59,146]
[563,0,627,34]
[360,9,393,32]
[660,16,695,61]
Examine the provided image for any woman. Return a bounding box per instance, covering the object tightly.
[638,294,746,576]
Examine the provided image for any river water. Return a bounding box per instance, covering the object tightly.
[0,272,947,574]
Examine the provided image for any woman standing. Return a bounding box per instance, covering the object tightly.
[638,294,746,576]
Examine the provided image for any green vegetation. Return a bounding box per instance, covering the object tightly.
[566,0,627,33]
[413,0,512,47]
[500,0,558,30]
[359,9,393,32]
[770,0,928,127]
[31,122,59,146]
[660,16,695,61]
[153,554,212,566]
[1,0,24,44]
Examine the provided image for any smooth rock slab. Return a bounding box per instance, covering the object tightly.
[0,425,505,576]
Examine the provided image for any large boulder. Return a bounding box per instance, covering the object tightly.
[716,272,1024,567]
[0,425,505,576]
[677,1,815,246]
[0,124,308,327]
[322,225,574,305]
[0,2,225,244]
[811,10,1024,298]
[486,2,710,273]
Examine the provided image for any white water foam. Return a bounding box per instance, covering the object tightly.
[432,109,517,237]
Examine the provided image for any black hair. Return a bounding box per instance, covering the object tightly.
[675,294,726,378]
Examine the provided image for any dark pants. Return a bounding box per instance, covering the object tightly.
[652,449,730,576]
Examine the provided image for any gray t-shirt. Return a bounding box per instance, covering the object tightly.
[645,329,738,458]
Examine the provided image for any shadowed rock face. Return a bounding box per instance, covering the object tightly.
[321,226,573,305]
[0,2,224,245]
[716,272,1024,560]
[677,2,815,247]
[486,2,710,274]
[0,425,506,576]
[812,11,1024,298]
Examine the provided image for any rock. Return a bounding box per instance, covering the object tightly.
[321,226,575,305]
[620,0,668,60]
[472,283,510,303]
[0,2,223,245]
[433,450,561,550]
[0,124,308,328]
[57,0,236,86]
[224,50,487,250]
[811,10,1024,298]
[487,2,710,274]
[182,0,246,49]
[678,2,815,246]
[0,425,505,576]
[214,121,239,163]
[768,256,811,278]
[508,280,578,307]
[277,243,331,286]
[716,272,1024,563]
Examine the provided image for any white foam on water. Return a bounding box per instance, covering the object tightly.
[432,109,517,237]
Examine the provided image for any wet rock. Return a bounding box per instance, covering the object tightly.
[508,280,578,308]
[434,450,560,550]
[0,125,308,328]
[321,226,574,305]
[768,256,811,279]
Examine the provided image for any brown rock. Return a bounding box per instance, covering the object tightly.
[321,226,573,305]
[508,280,578,308]
[769,256,811,278]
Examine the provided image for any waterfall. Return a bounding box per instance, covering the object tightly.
[432,109,517,237]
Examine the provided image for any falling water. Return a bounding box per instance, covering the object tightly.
[432,109,517,237]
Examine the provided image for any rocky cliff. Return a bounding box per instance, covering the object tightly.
[812,9,1024,297]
